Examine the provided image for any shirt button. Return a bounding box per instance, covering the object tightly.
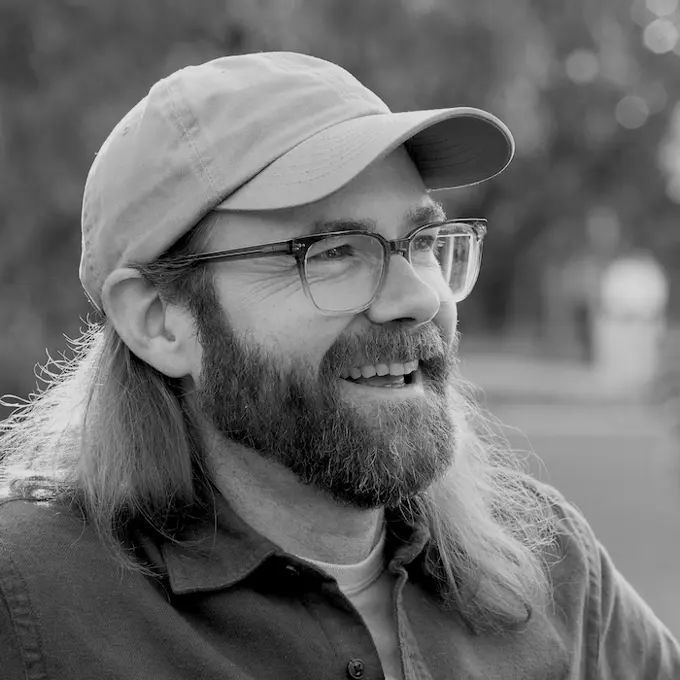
[346,659,365,679]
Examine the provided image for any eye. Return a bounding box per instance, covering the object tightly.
[412,234,439,252]
[309,243,356,261]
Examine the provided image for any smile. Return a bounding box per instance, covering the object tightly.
[339,360,424,395]
[340,359,419,385]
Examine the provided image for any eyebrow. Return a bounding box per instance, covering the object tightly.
[307,201,447,235]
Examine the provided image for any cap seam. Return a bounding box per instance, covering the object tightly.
[164,79,221,204]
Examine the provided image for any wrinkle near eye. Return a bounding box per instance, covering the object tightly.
[246,271,304,299]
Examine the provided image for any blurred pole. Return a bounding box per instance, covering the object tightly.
[594,252,669,393]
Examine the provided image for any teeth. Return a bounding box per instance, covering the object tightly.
[389,362,405,376]
[360,365,377,379]
[405,360,418,374]
[343,359,419,379]
[375,364,390,376]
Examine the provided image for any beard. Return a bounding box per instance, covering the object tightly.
[191,297,459,510]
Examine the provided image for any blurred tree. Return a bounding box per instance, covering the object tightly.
[2,0,680,411]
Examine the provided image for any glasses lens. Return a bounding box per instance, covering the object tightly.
[410,224,482,302]
[304,233,385,312]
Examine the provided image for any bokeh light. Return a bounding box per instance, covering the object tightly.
[643,18,679,53]
[631,0,652,26]
[565,49,599,84]
[615,95,650,128]
[646,0,679,17]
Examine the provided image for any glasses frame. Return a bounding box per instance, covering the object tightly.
[168,218,487,314]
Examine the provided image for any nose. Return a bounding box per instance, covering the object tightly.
[365,254,442,326]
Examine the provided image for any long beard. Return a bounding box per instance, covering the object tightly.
[192,305,459,509]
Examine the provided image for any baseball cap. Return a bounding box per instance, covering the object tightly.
[80,51,515,312]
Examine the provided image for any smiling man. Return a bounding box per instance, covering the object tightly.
[1,52,679,680]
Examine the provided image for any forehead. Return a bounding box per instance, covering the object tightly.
[208,146,443,248]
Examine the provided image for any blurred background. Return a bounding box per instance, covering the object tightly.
[1,0,679,636]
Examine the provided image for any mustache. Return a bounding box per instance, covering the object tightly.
[321,323,457,376]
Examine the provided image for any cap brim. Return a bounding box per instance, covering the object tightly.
[215,107,514,211]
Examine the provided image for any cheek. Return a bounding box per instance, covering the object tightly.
[215,270,303,332]
[213,273,346,372]
[264,316,349,377]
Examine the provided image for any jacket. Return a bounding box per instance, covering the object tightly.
[1,486,679,679]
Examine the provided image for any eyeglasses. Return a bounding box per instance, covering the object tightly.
[169,218,487,314]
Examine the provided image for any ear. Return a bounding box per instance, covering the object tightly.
[101,267,198,379]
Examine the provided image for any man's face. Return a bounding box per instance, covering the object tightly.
[190,147,461,509]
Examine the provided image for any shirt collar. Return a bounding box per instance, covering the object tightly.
[158,493,281,594]
[150,494,432,595]
[385,507,431,573]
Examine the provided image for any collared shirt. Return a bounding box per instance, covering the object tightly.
[301,525,403,679]
[1,484,679,680]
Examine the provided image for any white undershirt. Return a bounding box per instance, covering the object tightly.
[300,529,403,680]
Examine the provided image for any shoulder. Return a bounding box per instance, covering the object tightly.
[0,496,128,594]
[511,478,600,622]
[0,496,92,559]
[525,479,680,677]
[0,500,178,678]
[522,477,599,561]
[0,498,114,677]
[514,480,602,672]
[523,478,601,596]
[0,495,82,529]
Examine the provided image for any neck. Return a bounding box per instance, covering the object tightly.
[206,436,384,565]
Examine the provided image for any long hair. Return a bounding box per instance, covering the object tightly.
[0,213,558,635]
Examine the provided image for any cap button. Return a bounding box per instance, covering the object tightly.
[346,659,365,679]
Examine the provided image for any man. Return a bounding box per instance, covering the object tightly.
[0,52,678,680]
